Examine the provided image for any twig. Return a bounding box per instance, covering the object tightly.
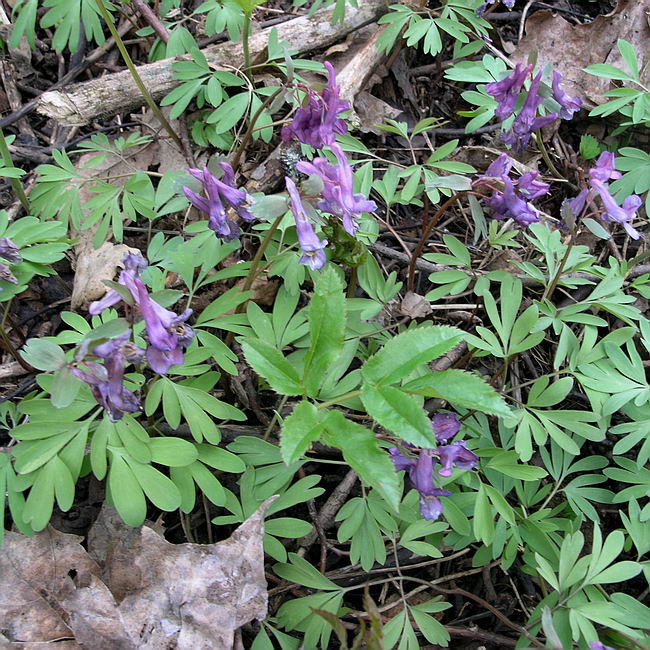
[407,192,466,292]
[132,0,169,43]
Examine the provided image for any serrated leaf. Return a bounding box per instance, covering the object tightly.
[280,400,325,465]
[324,411,401,512]
[361,384,436,447]
[241,338,302,395]
[362,325,463,386]
[403,369,512,418]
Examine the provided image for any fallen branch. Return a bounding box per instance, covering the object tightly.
[37,0,386,126]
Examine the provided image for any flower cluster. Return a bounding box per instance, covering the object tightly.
[177,62,375,272]
[72,332,145,422]
[280,63,376,269]
[476,153,550,226]
[0,237,21,287]
[281,61,350,149]
[89,253,195,374]
[183,162,256,242]
[486,66,581,151]
[389,413,479,521]
[563,151,642,239]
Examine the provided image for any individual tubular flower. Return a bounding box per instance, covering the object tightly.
[502,70,558,151]
[434,441,479,478]
[517,171,551,200]
[89,253,195,374]
[589,151,622,183]
[183,164,256,241]
[297,143,377,236]
[432,412,461,444]
[0,237,21,263]
[561,188,590,223]
[486,62,532,121]
[282,62,350,149]
[72,332,144,422]
[589,643,614,650]
[482,153,513,179]
[551,70,582,120]
[590,179,642,240]
[389,448,452,521]
[285,177,328,270]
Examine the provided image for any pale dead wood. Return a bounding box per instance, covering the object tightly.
[37,0,387,127]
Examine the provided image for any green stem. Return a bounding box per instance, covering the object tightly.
[242,11,253,82]
[541,229,577,303]
[95,0,183,151]
[0,128,29,213]
[317,390,362,410]
[224,213,285,347]
[231,85,284,172]
[535,130,578,192]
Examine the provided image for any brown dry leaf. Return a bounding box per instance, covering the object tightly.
[0,500,275,649]
[514,0,650,107]
[399,291,433,319]
[354,91,403,134]
[0,528,100,646]
[70,241,140,310]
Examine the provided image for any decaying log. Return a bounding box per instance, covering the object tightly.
[37,0,387,126]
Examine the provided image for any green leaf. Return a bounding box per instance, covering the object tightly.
[50,366,82,408]
[21,339,66,371]
[324,411,401,512]
[274,552,340,590]
[240,338,302,395]
[148,437,198,467]
[403,369,512,418]
[584,63,634,82]
[108,451,147,526]
[304,267,346,396]
[362,325,463,386]
[361,384,436,447]
[280,400,325,465]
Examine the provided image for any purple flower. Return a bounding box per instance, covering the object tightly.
[590,179,642,239]
[561,188,590,224]
[517,171,550,200]
[183,164,256,241]
[132,279,194,373]
[88,253,146,315]
[486,63,532,121]
[589,643,614,650]
[389,448,452,520]
[589,151,622,183]
[502,70,558,151]
[487,176,540,226]
[285,177,328,270]
[72,332,144,421]
[282,62,350,149]
[0,237,21,263]
[432,412,461,444]
[551,70,582,120]
[89,253,195,374]
[483,153,513,179]
[297,143,377,236]
[435,441,479,478]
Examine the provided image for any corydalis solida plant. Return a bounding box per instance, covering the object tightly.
[89,253,195,374]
